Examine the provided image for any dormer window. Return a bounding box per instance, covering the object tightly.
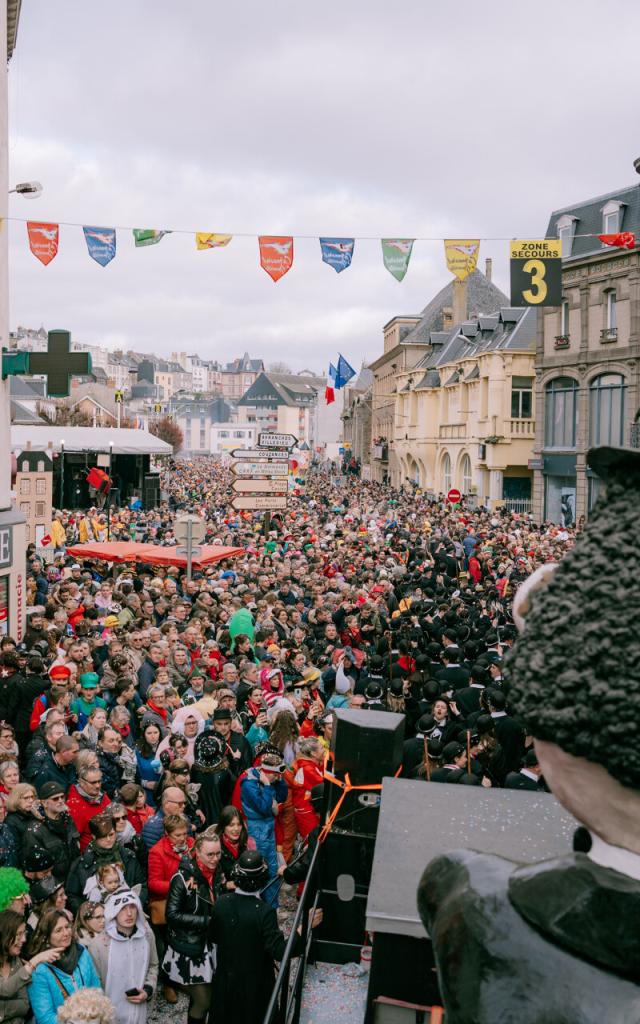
[602,200,623,237]
[556,214,577,258]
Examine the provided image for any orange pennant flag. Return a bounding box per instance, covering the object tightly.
[27,222,59,266]
[259,236,294,282]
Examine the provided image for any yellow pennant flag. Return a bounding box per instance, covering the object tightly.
[444,239,480,281]
[196,232,233,250]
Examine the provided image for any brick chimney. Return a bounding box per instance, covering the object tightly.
[452,279,467,325]
[485,257,492,282]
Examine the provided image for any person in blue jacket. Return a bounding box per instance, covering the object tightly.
[240,746,287,908]
[28,908,101,1024]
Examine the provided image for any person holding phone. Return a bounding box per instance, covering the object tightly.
[82,889,157,1024]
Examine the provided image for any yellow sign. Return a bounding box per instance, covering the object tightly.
[444,239,480,281]
[196,232,233,250]
[510,240,562,260]
[510,239,563,306]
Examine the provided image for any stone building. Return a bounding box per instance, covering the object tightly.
[532,181,640,523]
[369,267,508,482]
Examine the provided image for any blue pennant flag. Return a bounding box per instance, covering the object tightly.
[83,226,116,267]
[334,354,356,389]
[329,362,338,383]
[320,237,355,273]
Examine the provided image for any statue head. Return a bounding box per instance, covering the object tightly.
[508,445,640,853]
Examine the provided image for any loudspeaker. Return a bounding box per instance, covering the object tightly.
[327,709,405,837]
[143,473,160,511]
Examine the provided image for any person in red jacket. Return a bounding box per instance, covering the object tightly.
[468,553,483,585]
[66,764,111,851]
[119,782,154,834]
[286,737,325,838]
[148,813,194,905]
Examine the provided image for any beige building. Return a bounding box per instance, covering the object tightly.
[15,450,53,547]
[393,307,537,508]
[369,268,508,482]
[532,181,640,523]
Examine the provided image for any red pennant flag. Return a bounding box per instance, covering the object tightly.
[27,222,60,265]
[259,236,294,281]
[598,232,635,250]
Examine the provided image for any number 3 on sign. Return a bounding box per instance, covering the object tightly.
[522,259,547,304]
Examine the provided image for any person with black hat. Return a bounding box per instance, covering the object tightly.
[504,749,546,792]
[209,850,321,1024]
[22,782,80,884]
[434,646,469,691]
[455,662,490,718]
[26,876,67,936]
[429,742,479,785]
[190,734,233,828]
[202,708,252,780]
[486,688,525,779]
[401,714,437,778]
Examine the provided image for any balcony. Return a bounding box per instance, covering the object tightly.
[600,327,618,343]
[554,334,570,349]
[373,444,388,461]
[439,423,466,439]
[631,423,640,449]
[508,418,535,438]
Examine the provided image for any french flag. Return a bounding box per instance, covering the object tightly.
[325,362,337,405]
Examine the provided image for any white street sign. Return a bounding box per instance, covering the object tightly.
[231,448,289,460]
[174,513,206,545]
[258,432,298,449]
[232,479,289,493]
[231,495,288,510]
[232,462,289,477]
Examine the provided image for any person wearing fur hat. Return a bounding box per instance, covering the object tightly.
[239,747,287,908]
[190,734,233,828]
[83,889,157,1024]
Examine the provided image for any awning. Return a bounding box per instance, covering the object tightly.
[11,425,172,456]
[66,542,148,563]
[65,542,245,569]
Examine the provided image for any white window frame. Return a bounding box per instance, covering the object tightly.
[602,200,623,238]
[556,214,577,258]
[561,299,570,336]
[607,290,617,330]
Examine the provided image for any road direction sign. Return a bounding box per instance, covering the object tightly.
[258,432,298,449]
[231,448,289,460]
[232,479,289,493]
[232,462,289,478]
[231,495,288,511]
[447,488,462,504]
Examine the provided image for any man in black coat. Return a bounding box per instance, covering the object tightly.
[434,647,469,692]
[504,749,546,791]
[96,727,125,798]
[455,663,490,718]
[206,708,252,779]
[23,781,80,882]
[209,851,318,1024]
[30,735,79,794]
[487,689,525,780]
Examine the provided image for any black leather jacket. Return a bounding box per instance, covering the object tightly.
[166,855,221,958]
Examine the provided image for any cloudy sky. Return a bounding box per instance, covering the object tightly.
[7,0,640,373]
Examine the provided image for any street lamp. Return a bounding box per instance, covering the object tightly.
[9,181,42,197]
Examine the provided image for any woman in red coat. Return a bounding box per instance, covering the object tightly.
[286,737,325,838]
[468,554,483,585]
[148,814,195,904]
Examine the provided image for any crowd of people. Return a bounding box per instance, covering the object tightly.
[0,456,576,1024]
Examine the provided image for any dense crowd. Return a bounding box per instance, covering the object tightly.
[0,457,576,1024]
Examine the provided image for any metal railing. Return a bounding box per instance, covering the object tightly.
[631,423,640,449]
[600,327,618,342]
[502,498,533,514]
[262,841,321,1024]
[554,334,570,348]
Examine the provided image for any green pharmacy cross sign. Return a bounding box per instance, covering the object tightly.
[2,329,92,397]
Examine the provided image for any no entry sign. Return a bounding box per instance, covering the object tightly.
[447,488,461,504]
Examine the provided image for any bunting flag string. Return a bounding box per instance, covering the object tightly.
[12,216,637,288]
[320,237,355,273]
[259,236,294,281]
[83,226,116,267]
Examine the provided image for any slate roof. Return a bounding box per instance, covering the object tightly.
[10,399,44,424]
[401,270,509,344]
[68,383,118,417]
[546,183,640,261]
[412,306,537,384]
[9,376,46,400]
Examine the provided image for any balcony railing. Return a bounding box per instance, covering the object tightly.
[600,327,618,343]
[373,444,388,461]
[631,423,640,449]
[508,418,535,437]
[554,334,570,349]
[502,498,533,514]
[439,423,466,439]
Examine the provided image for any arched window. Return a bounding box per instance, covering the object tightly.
[461,454,472,493]
[589,373,626,447]
[545,377,578,448]
[442,453,451,493]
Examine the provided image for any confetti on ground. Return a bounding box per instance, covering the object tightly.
[300,962,369,1024]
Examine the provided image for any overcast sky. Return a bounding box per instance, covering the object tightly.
[7,0,640,373]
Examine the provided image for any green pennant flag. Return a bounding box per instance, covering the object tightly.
[381,238,414,281]
[133,229,170,247]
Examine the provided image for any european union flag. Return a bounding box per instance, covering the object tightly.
[334,354,356,389]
